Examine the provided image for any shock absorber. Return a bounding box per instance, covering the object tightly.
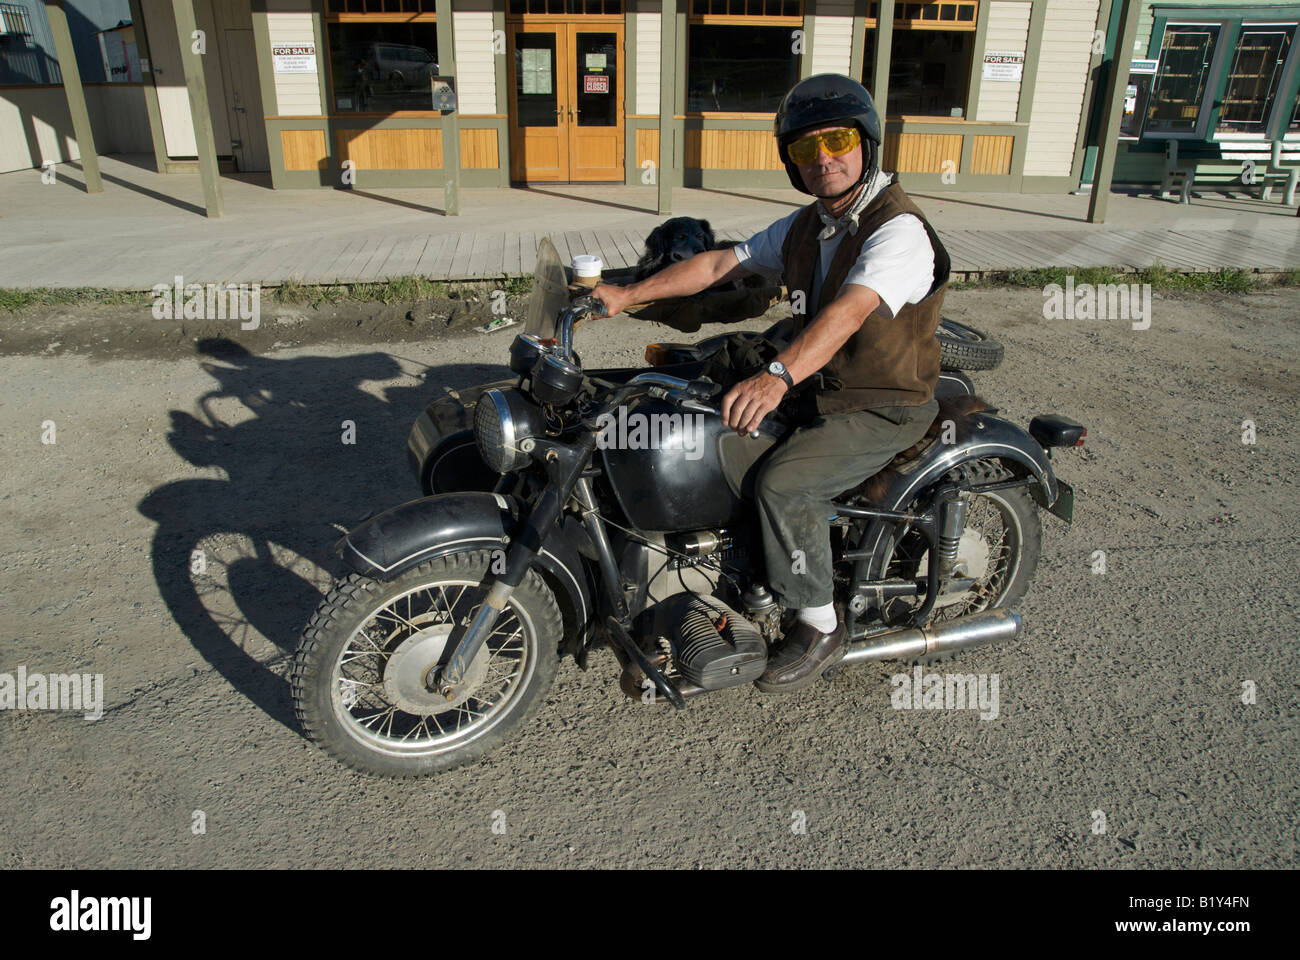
[935,494,969,578]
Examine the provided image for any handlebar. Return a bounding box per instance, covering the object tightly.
[557,294,608,360]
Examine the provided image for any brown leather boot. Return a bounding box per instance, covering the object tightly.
[754,618,847,693]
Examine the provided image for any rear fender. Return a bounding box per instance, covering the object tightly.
[856,414,1057,579]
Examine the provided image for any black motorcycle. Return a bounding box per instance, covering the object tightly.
[291,239,1084,777]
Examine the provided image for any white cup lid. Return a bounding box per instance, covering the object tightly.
[572,254,603,277]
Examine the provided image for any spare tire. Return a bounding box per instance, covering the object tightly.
[937,318,1003,371]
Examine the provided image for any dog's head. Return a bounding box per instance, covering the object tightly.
[636,217,716,278]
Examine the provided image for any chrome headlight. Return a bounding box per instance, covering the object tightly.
[473,388,542,475]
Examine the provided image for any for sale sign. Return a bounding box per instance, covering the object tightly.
[272,43,317,74]
[584,74,610,94]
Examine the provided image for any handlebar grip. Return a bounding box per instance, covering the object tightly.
[571,294,608,318]
[685,378,720,400]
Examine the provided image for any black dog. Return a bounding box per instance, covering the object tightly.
[635,217,739,280]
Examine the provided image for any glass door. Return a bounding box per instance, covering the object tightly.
[509,26,567,181]
[568,29,622,180]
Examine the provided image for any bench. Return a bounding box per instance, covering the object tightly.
[1160,138,1298,205]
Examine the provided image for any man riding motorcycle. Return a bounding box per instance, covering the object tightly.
[592,73,952,692]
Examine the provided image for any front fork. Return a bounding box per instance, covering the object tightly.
[433,434,596,696]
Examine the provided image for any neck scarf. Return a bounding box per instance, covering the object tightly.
[814,173,881,240]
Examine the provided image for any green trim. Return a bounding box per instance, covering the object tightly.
[799,12,814,80]
[849,0,866,81]
[43,0,102,192]
[1071,0,1114,186]
[127,0,169,174]
[494,8,508,116]
[1268,28,1300,140]
[249,0,282,187]
[964,0,990,120]
[1016,0,1048,124]
[661,0,681,212]
[170,0,222,215]
[1151,4,1300,20]
[625,6,636,183]
[1088,0,1142,221]
[682,169,789,188]
[311,1,331,124]
[873,0,894,108]
[436,0,459,213]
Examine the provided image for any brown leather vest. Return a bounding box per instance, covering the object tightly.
[780,178,951,413]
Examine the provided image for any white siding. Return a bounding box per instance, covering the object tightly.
[976,0,1031,122]
[636,7,661,115]
[1023,0,1100,177]
[453,11,496,115]
[268,6,320,116]
[809,5,855,78]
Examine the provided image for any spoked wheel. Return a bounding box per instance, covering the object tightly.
[291,550,561,777]
[881,460,1041,660]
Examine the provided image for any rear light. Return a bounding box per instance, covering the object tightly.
[1076,429,1086,447]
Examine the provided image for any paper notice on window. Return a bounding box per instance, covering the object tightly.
[982,50,1024,82]
[521,48,552,95]
[585,52,606,71]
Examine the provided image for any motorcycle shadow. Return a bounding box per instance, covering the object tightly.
[138,337,511,731]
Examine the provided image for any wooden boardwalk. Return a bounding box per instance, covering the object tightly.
[236,222,1300,285]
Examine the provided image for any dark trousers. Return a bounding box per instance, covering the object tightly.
[754,398,938,608]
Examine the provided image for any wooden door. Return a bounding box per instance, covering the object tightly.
[508,21,623,182]
[566,24,623,180]
[220,28,270,172]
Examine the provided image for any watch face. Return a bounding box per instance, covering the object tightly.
[769,361,786,376]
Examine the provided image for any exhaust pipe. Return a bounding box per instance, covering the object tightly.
[840,608,1021,665]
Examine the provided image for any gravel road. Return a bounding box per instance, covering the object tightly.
[1,285,1296,868]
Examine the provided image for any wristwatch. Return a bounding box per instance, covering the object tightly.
[767,360,794,390]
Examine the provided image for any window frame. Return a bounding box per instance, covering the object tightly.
[685,2,804,117]
[323,5,440,117]
[1144,11,1300,143]
[861,3,979,121]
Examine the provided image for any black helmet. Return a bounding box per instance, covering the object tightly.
[774,74,882,196]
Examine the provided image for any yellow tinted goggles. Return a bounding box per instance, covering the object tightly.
[786,127,861,165]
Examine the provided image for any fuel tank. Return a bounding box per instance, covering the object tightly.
[599,398,782,532]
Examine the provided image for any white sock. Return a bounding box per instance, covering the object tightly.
[796,603,837,633]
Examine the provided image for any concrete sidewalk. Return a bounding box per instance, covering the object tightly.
[1,153,1298,289]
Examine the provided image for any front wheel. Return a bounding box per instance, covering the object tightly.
[291,550,562,778]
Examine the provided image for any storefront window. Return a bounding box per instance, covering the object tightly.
[1146,23,1220,135]
[687,24,800,112]
[865,29,971,117]
[1217,26,1295,133]
[328,21,439,112]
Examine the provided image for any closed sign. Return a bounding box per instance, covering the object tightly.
[583,74,609,94]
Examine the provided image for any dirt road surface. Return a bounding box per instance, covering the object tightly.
[1,286,1296,868]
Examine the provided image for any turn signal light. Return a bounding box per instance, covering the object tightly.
[645,343,670,365]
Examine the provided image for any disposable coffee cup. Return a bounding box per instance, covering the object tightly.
[572,255,603,290]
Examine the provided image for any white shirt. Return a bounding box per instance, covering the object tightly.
[731,170,935,320]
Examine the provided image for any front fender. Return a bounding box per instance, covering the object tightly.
[339,491,595,637]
